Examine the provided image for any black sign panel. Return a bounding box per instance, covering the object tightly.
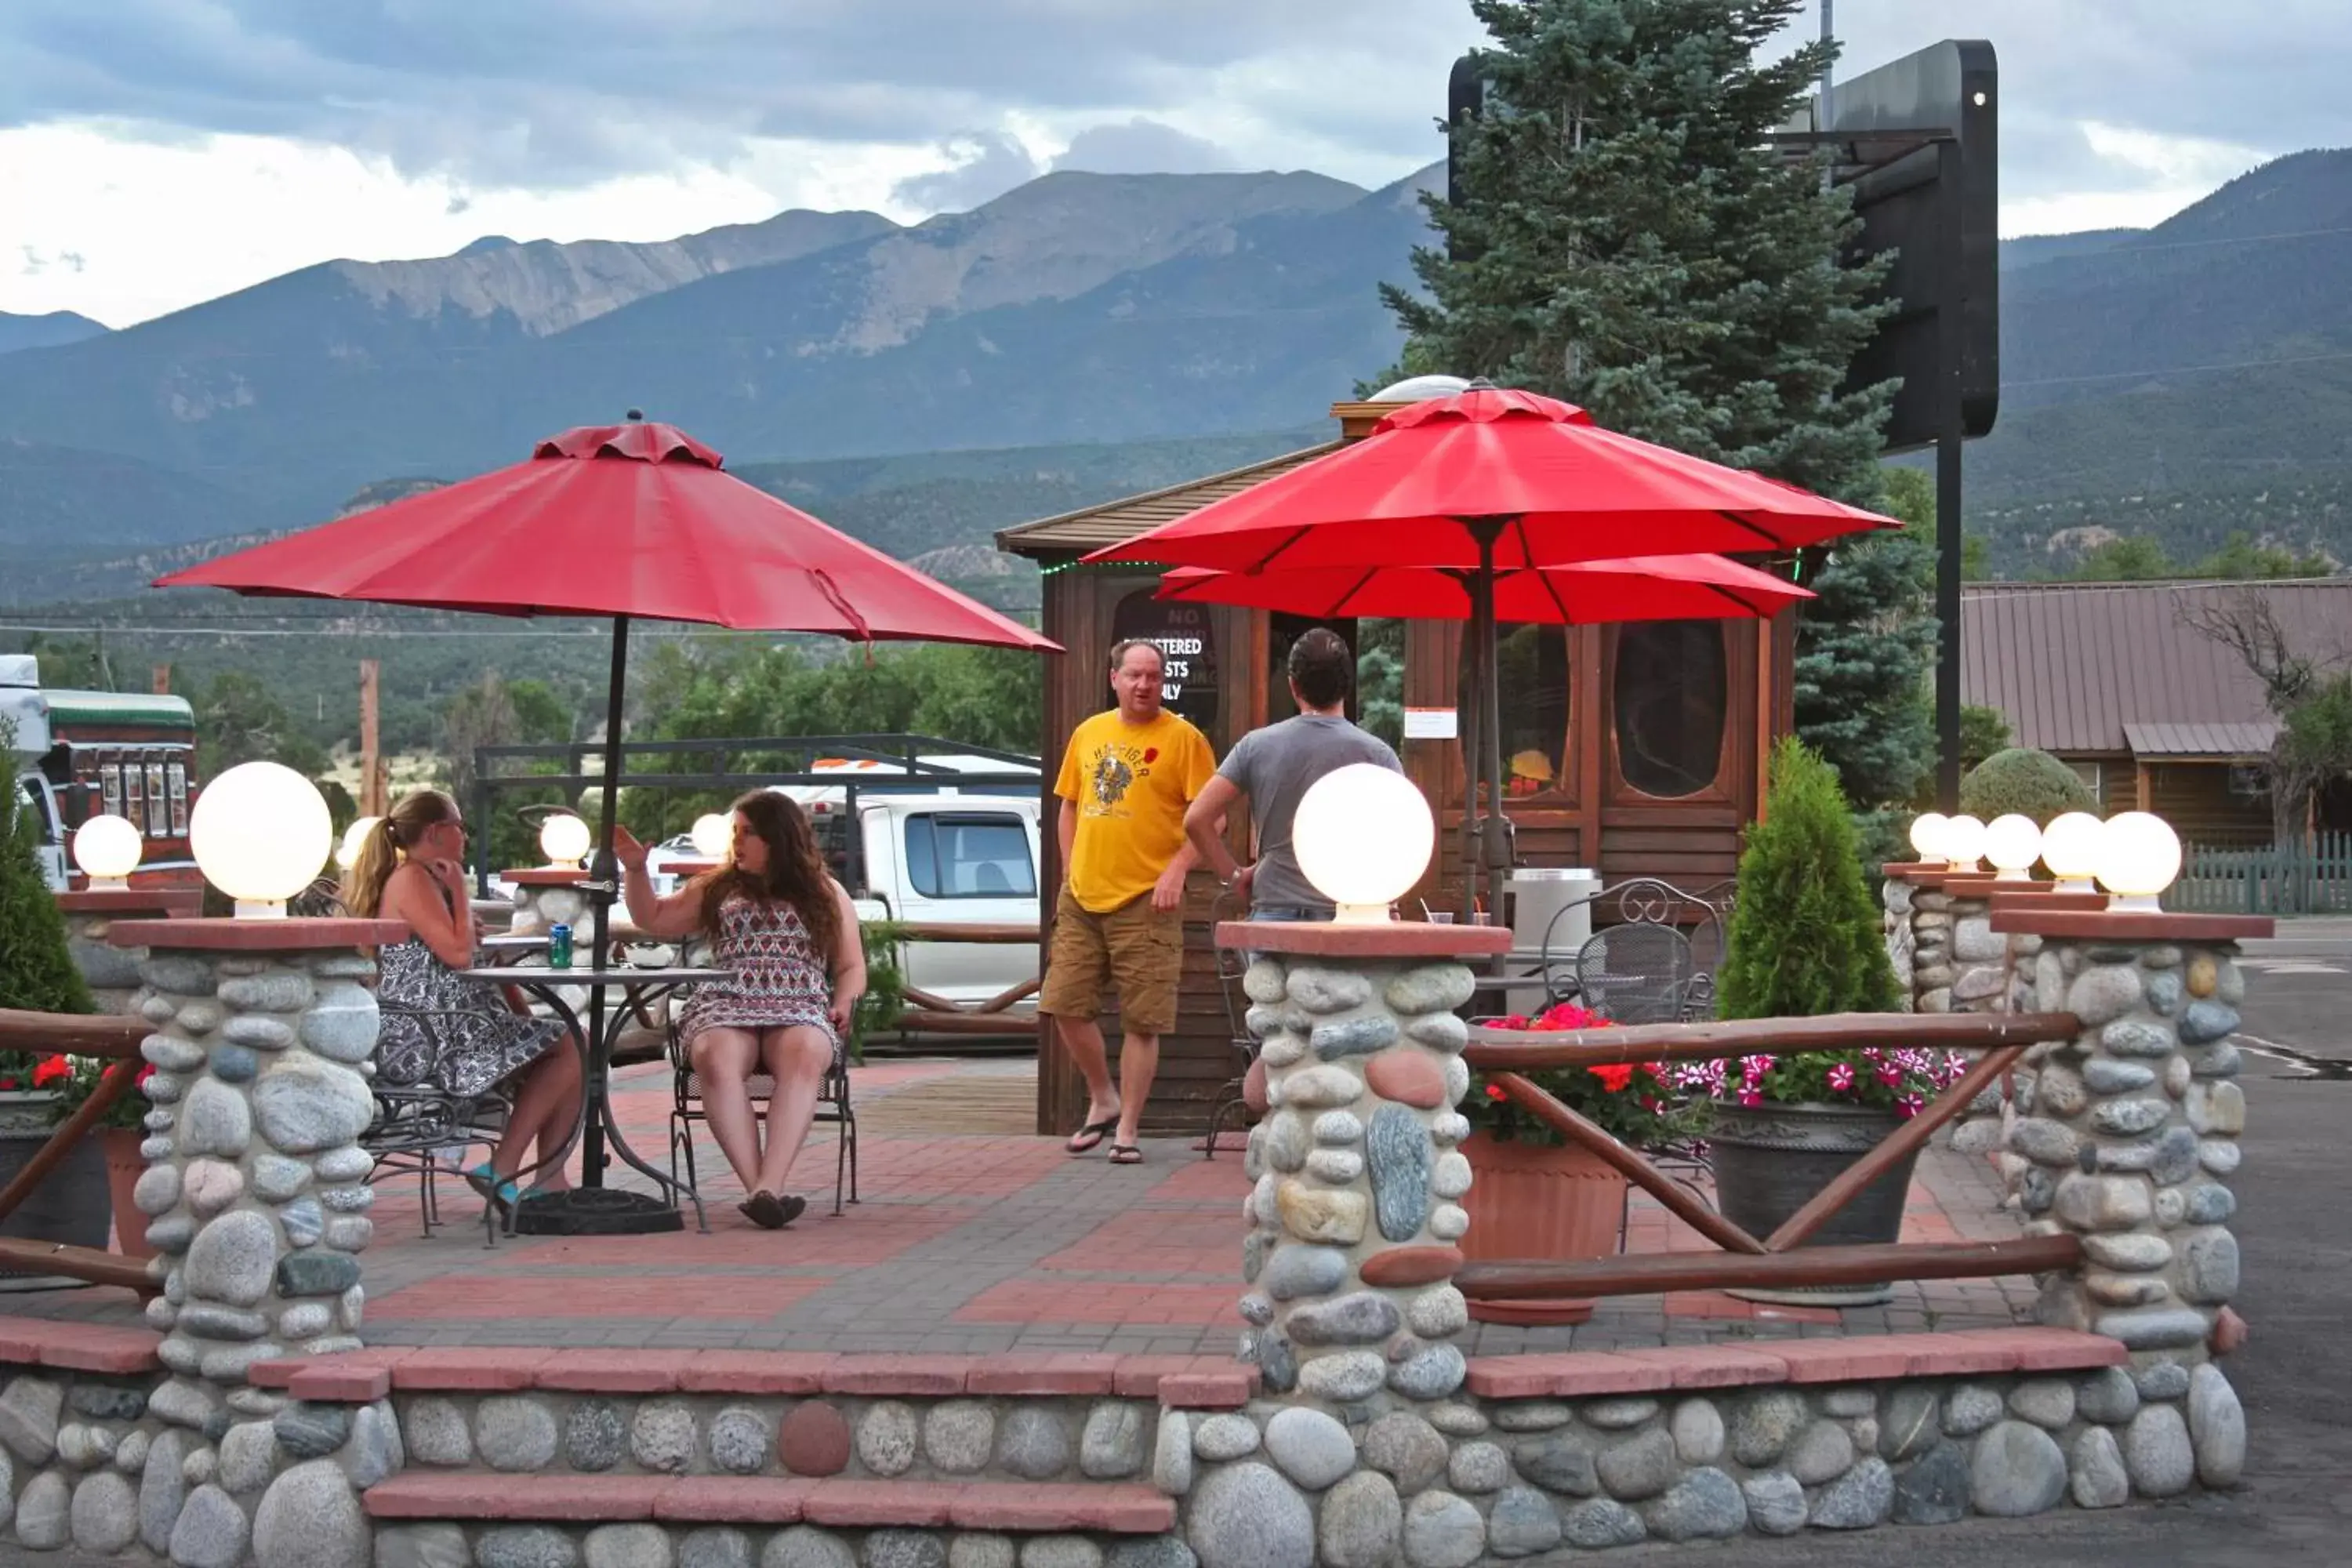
[1112,590,1218,731]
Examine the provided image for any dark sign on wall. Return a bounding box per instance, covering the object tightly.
[1112,590,1218,731]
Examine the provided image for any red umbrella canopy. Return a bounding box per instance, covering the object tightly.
[158,420,1055,651]
[1157,553,1813,623]
[1084,387,1896,572]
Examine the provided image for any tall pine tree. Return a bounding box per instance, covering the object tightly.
[1385,0,1934,808]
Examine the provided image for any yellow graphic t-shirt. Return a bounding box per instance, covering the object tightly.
[1055,708,1216,913]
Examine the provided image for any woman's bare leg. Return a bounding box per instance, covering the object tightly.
[688,1029,766,1191]
[753,1026,833,1197]
[492,1038,583,1184]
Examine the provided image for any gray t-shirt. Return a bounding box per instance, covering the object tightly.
[1219,713,1405,913]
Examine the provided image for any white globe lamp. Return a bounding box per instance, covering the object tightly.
[71,814,143,891]
[335,815,380,872]
[1294,763,1435,924]
[2039,811,2106,893]
[539,813,592,870]
[690,812,731,860]
[1940,813,1987,872]
[189,761,334,919]
[2095,811,2182,912]
[1906,811,1948,862]
[1984,814,2045,882]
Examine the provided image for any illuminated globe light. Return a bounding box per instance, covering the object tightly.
[1907,811,1949,862]
[71,813,143,890]
[336,816,380,872]
[1984,814,2045,882]
[1294,762,1436,924]
[690,812,731,859]
[2095,811,2183,912]
[1939,813,1988,872]
[189,761,333,919]
[2039,811,2106,893]
[539,813,593,869]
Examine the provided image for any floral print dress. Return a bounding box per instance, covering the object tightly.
[374,937,567,1098]
[676,895,842,1067]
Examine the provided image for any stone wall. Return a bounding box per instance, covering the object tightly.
[1881,873,2032,1017]
[4,921,407,1567]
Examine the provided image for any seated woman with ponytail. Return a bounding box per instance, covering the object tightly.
[339,789,583,1215]
[614,790,863,1230]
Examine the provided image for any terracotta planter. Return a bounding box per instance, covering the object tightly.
[1458,1131,1628,1326]
[0,1091,110,1288]
[1708,1098,1919,1307]
[99,1127,154,1261]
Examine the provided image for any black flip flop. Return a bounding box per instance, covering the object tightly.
[1065,1116,1118,1155]
[1107,1144,1144,1166]
[740,1190,790,1229]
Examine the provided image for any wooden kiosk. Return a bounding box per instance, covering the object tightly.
[996,399,1796,1137]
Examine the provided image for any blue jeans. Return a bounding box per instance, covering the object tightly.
[1245,905,1328,967]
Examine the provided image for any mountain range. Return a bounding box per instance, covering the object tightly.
[6,148,2352,594]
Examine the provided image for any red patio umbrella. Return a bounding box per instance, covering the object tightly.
[1087,383,1893,912]
[1155,553,1813,622]
[158,416,1057,1225]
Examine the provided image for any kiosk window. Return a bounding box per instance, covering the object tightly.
[1613,622,1728,799]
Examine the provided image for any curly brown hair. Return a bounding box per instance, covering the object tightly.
[691,789,840,954]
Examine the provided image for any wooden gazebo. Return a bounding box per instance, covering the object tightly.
[996,399,1796,1137]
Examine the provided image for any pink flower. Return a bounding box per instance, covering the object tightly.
[1896,1094,1925,1119]
[1877,1062,1904,1088]
[1738,1088,1763,1108]
[1827,1063,1855,1092]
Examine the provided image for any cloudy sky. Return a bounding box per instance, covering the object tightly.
[0,1,2321,328]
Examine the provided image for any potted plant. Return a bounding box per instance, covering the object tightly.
[0,735,112,1279]
[42,1054,159,1259]
[1697,737,1936,1305]
[1461,999,1700,1324]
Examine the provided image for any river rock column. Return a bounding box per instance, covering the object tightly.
[1993,905,2263,1493]
[56,887,202,1014]
[1232,923,1508,1407]
[107,915,405,1566]
[502,868,590,936]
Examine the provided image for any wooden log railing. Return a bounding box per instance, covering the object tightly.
[1454,1011,2082,1304]
[0,1009,155,1292]
[886,923,1041,1036]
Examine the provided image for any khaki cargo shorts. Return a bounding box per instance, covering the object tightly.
[1039,886,1184,1037]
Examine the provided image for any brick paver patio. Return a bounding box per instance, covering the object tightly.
[22,1057,2034,1355]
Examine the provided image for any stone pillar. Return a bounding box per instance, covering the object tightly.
[500,869,591,937]
[110,914,407,1566]
[1992,905,2259,1492]
[56,887,202,1015]
[1180,920,1507,1568]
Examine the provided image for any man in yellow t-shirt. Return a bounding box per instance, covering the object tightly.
[1040,637,1216,1163]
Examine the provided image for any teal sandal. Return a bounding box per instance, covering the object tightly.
[463,1163,522,1214]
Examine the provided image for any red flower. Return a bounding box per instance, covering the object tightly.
[32,1055,71,1087]
[1142,747,1159,763]
[1587,1063,1636,1094]
[1485,1083,1508,1102]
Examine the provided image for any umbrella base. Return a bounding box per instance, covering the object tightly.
[514,1186,684,1236]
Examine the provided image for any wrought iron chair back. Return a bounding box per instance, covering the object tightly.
[1573,922,1697,1025]
[1201,884,1259,1160]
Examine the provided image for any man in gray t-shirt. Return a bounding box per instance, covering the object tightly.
[1185,628,1403,917]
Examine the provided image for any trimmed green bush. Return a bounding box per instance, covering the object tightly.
[1959,746,2098,827]
[1719,738,1898,1019]
[0,733,95,1036]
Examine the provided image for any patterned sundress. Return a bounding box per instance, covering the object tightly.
[676,893,842,1066]
[375,937,567,1098]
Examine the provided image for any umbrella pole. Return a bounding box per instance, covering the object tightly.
[1459,619,1480,917]
[580,613,629,1190]
[514,612,684,1236]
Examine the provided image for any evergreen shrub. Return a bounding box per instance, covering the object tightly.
[1959,746,2098,827]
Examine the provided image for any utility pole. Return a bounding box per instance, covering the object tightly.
[359,660,386,816]
[151,664,171,695]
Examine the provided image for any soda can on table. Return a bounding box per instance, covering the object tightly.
[547,923,574,969]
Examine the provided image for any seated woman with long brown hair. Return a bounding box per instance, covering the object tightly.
[614,790,865,1229]
[339,789,583,1215]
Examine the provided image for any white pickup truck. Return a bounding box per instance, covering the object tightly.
[644,756,1043,1024]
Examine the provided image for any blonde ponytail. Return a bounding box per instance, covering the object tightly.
[339,789,459,916]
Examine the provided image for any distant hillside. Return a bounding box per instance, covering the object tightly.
[1998,230,2140,273]
[0,310,108,355]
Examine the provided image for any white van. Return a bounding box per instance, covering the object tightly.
[644,755,1044,1025]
